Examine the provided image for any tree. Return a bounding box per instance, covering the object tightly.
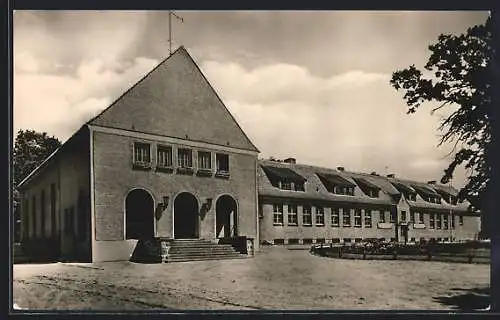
[12,130,62,242]
[390,16,492,226]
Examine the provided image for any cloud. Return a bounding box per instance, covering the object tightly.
[14,52,158,141]
[201,60,458,183]
[202,60,389,106]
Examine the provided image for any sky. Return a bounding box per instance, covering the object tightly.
[13,10,490,187]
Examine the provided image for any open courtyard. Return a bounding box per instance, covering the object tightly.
[12,246,490,311]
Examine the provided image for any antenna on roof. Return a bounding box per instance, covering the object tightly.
[168,10,184,56]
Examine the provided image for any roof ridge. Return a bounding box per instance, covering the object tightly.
[182,47,260,153]
[86,46,185,126]
[258,159,444,186]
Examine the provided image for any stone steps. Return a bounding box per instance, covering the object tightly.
[167,239,247,263]
[131,238,248,263]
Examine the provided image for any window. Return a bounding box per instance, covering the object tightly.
[459,215,464,226]
[407,193,416,201]
[368,189,379,198]
[274,239,284,245]
[436,214,442,229]
[331,208,339,227]
[354,209,362,227]
[303,205,312,225]
[40,190,46,238]
[133,142,151,164]
[316,238,326,244]
[273,204,283,225]
[315,207,325,226]
[178,148,193,168]
[50,183,56,237]
[379,211,386,223]
[303,238,313,244]
[332,186,354,196]
[355,238,362,243]
[409,212,415,223]
[332,238,341,243]
[418,212,424,224]
[216,153,229,176]
[429,213,435,229]
[287,204,298,225]
[32,195,36,238]
[157,146,173,168]
[410,237,416,243]
[288,238,299,244]
[390,211,396,223]
[443,214,449,230]
[401,211,407,223]
[281,181,292,190]
[364,210,372,228]
[343,238,352,244]
[197,151,212,174]
[342,208,351,227]
[294,182,305,191]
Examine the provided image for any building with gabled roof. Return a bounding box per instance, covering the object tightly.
[18,47,260,262]
[258,158,480,245]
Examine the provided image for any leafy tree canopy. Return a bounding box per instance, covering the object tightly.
[390,16,492,211]
[13,129,62,190]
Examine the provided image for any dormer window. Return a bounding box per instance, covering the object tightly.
[406,193,417,201]
[317,172,355,196]
[262,165,306,192]
[353,177,380,198]
[281,181,292,190]
[412,185,441,204]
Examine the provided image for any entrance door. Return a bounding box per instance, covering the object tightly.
[125,189,155,240]
[401,225,409,244]
[216,195,238,238]
[174,193,199,239]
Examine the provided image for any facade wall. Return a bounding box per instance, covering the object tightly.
[58,138,91,261]
[259,200,395,244]
[19,129,91,261]
[259,198,480,244]
[91,129,258,262]
[20,165,60,243]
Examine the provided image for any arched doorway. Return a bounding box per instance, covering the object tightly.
[125,189,155,240]
[216,195,238,238]
[174,192,199,239]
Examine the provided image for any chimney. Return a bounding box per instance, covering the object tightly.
[283,157,296,164]
[337,166,345,172]
[387,174,395,178]
[427,180,437,185]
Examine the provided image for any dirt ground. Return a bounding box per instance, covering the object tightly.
[12,246,490,311]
